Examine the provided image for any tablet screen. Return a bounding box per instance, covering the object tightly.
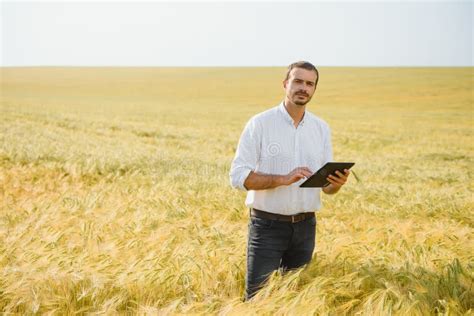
[300,162,355,188]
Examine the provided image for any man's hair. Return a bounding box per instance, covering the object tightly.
[284,61,319,85]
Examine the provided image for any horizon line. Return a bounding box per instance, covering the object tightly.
[1,65,473,68]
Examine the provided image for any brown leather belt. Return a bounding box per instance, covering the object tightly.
[250,208,315,223]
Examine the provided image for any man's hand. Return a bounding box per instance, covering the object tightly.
[282,167,313,185]
[323,169,350,194]
[243,166,313,190]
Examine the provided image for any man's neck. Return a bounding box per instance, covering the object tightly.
[284,99,306,127]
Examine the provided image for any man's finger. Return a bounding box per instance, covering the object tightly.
[328,174,345,185]
[328,178,343,186]
[327,177,338,186]
[302,170,313,177]
[295,172,306,179]
[298,167,312,174]
[335,170,346,178]
[334,171,347,181]
[295,167,311,174]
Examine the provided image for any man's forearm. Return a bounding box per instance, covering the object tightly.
[243,171,286,190]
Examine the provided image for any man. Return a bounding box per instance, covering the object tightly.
[229,61,350,301]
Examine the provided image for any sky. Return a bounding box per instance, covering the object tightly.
[1,1,472,66]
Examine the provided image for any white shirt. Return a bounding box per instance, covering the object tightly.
[229,101,333,215]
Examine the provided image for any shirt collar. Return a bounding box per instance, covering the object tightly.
[278,101,306,127]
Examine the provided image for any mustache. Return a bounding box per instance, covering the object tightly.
[296,92,308,96]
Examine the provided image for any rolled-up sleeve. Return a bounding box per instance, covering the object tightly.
[229,118,261,190]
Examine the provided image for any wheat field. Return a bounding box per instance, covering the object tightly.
[0,67,473,315]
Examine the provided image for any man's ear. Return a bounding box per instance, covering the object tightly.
[283,80,287,89]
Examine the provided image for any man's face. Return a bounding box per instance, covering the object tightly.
[283,68,318,106]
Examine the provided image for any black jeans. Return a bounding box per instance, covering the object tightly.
[245,213,316,300]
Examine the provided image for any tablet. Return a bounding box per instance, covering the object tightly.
[300,162,355,188]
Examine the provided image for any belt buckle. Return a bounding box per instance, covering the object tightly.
[291,213,305,223]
